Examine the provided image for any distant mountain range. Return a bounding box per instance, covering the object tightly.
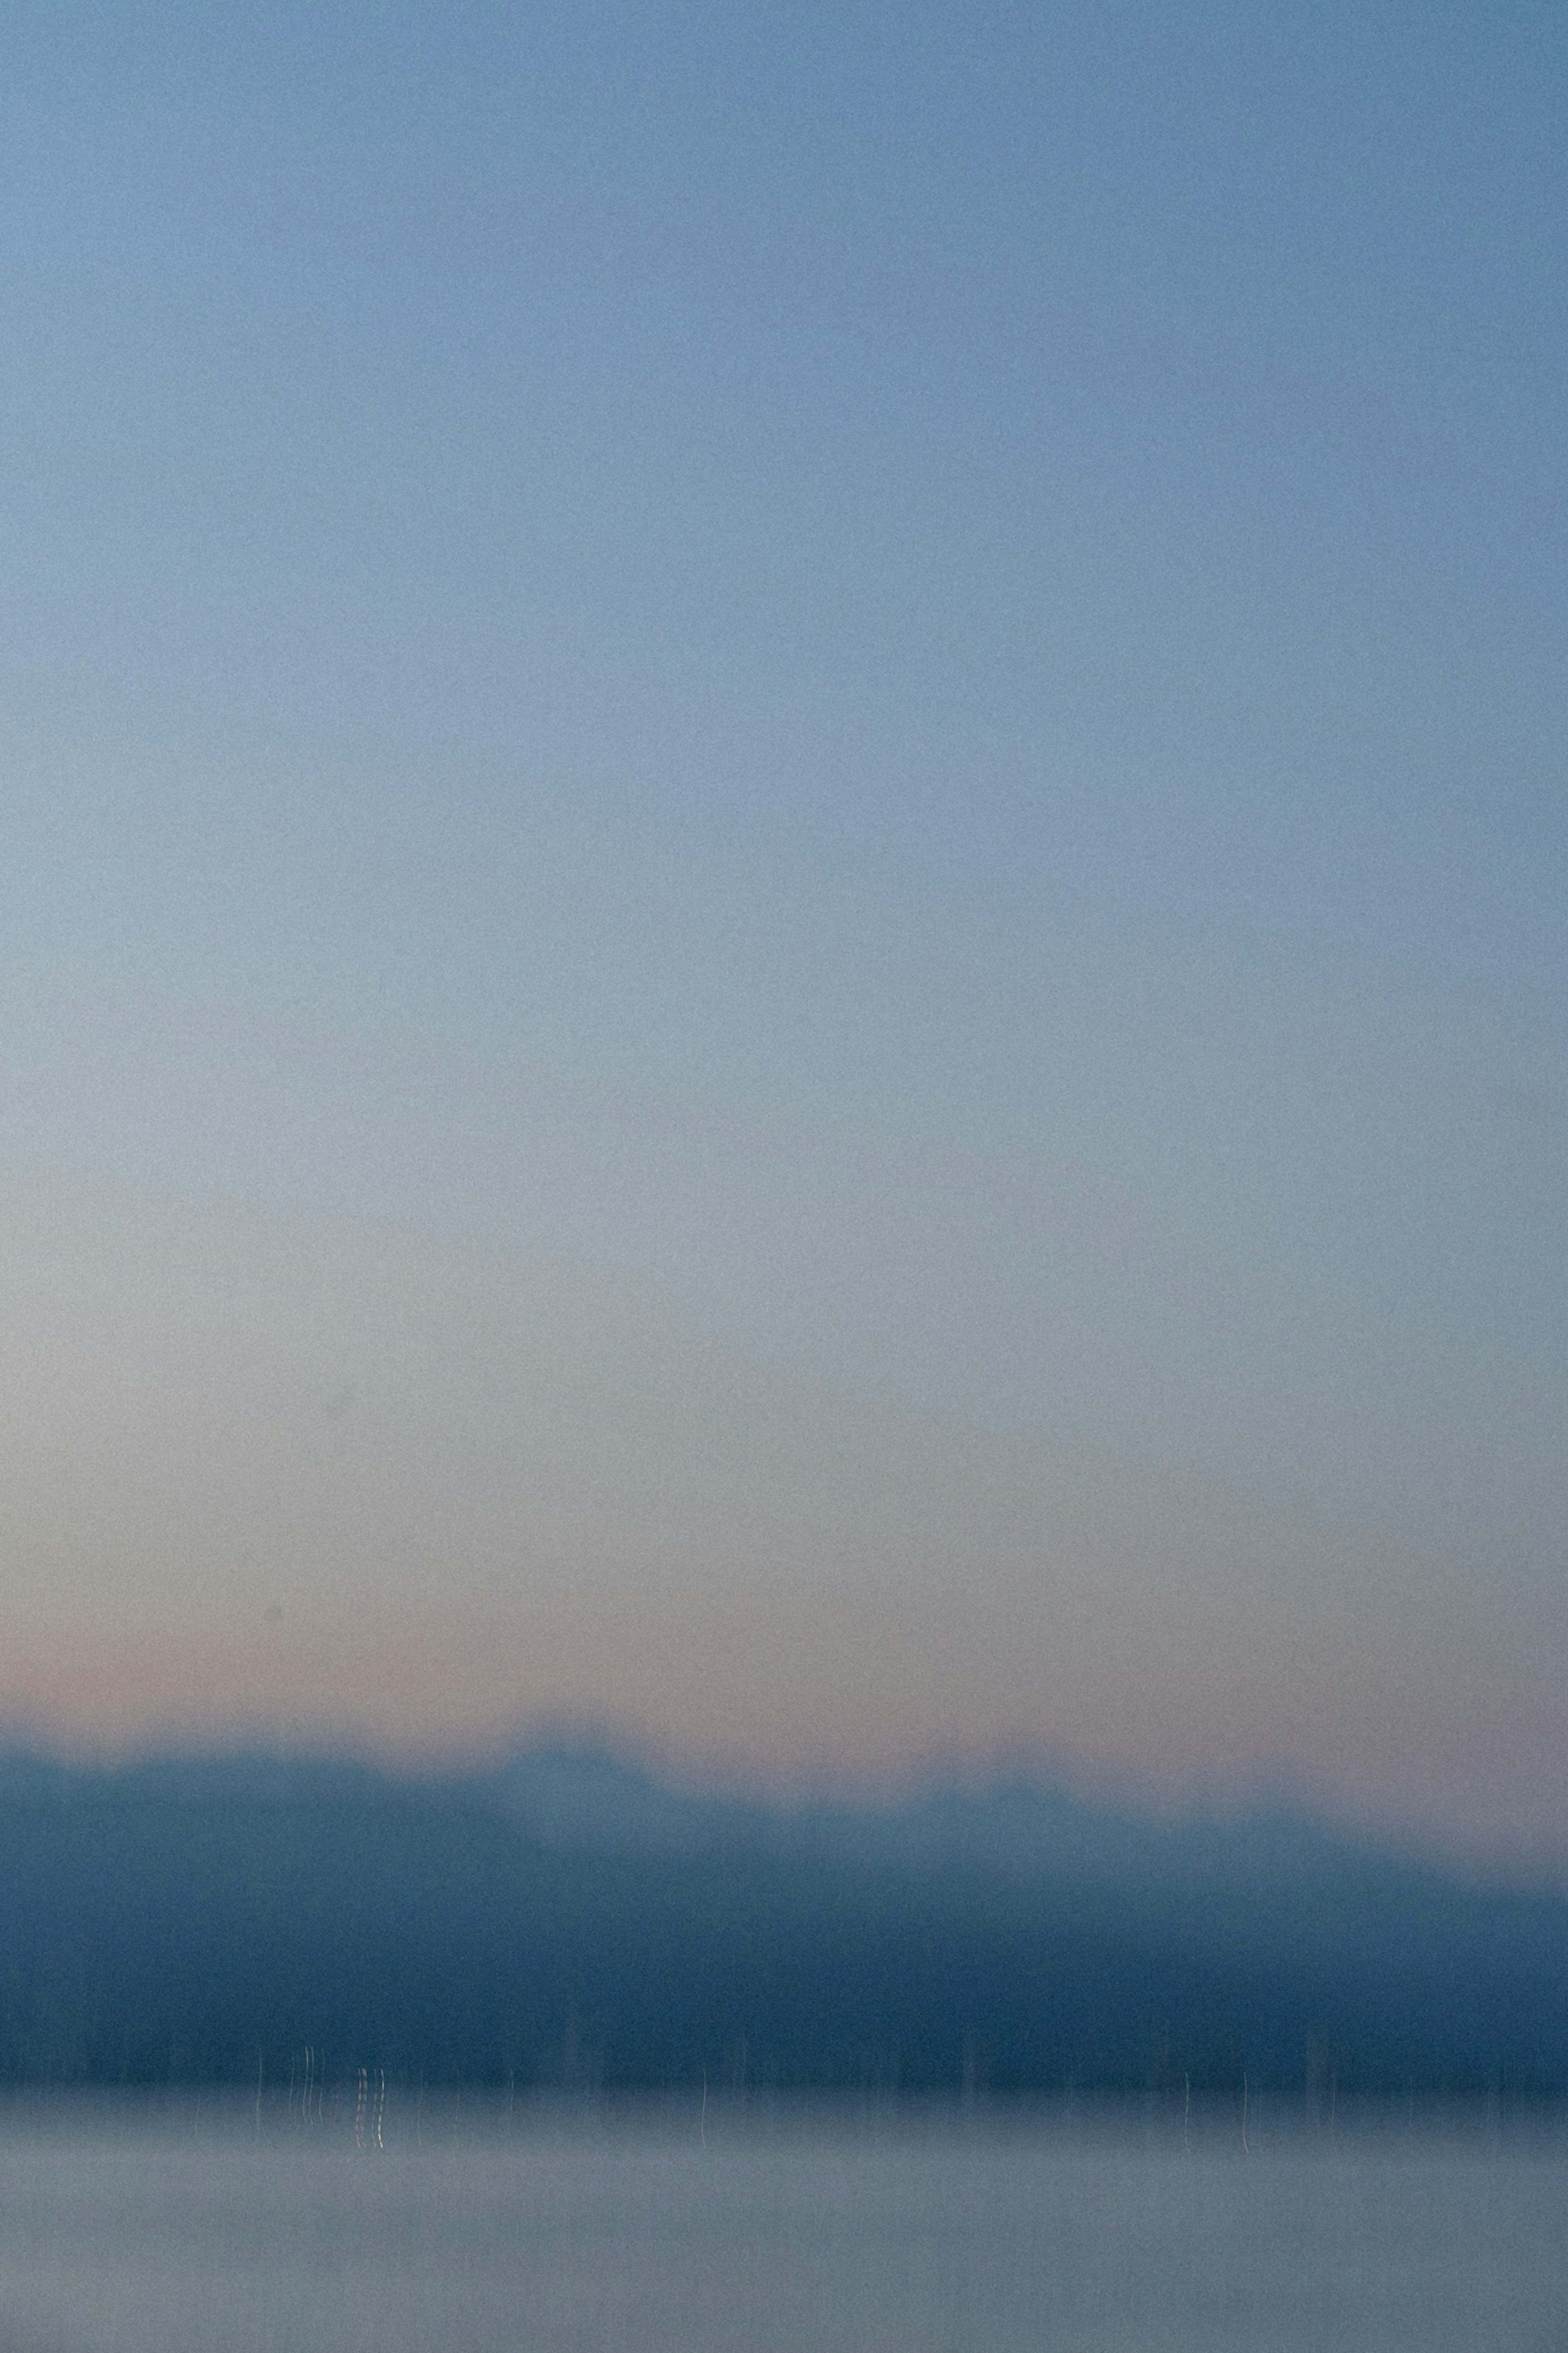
[0,1741,1562,2099]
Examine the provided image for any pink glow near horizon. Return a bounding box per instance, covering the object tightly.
[4,1598,1564,1871]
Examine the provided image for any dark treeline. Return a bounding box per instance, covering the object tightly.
[1,1747,1565,2099]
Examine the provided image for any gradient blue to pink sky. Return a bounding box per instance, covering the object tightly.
[2,0,1565,1861]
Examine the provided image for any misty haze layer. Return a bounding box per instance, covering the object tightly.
[2,2108,1564,2353]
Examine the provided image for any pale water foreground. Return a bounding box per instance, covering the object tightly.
[0,2095,1563,2352]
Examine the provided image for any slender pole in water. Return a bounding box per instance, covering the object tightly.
[1241,2074,1249,2155]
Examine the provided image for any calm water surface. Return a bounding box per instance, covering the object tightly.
[0,2097,1561,2351]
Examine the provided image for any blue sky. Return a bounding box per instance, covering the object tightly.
[1,1,1565,1857]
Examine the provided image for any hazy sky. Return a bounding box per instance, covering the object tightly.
[2,0,1565,1858]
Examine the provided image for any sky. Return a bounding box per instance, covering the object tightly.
[1,0,1565,1862]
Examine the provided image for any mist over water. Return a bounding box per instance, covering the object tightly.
[0,2094,1564,2352]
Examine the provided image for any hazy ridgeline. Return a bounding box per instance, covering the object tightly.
[1,1747,1564,2101]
